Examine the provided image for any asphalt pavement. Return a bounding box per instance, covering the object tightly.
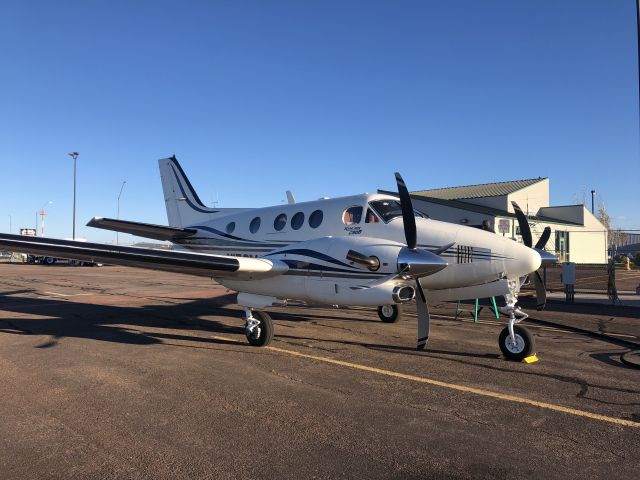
[0,264,638,479]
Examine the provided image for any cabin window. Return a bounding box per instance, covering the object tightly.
[225,222,236,234]
[365,208,379,224]
[291,212,305,230]
[309,209,323,228]
[249,217,261,233]
[342,206,362,225]
[274,213,287,231]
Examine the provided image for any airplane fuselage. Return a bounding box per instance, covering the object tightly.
[169,193,539,306]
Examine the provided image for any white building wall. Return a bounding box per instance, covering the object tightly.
[507,179,549,215]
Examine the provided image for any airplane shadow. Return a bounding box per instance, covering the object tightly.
[0,292,243,348]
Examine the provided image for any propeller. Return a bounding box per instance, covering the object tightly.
[511,202,556,310]
[347,172,449,349]
[395,172,447,350]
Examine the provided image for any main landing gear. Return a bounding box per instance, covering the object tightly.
[377,304,403,323]
[243,308,274,347]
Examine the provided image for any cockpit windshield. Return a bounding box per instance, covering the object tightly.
[369,200,426,223]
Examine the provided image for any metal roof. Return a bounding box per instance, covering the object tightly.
[411,178,547,200]
[410,195,582,226]
[377,189,582,226]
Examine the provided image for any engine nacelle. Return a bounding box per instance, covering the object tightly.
[305,280,415,306]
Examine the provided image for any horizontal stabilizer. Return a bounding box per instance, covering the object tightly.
[0,233,288,280]
[87,217,197,241]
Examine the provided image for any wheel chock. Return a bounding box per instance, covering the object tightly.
[522,354,539,364]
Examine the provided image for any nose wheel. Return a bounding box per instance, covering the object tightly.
[499,325,535,361]
[243,309,274,347]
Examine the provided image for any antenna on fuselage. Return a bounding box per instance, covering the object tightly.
[286,190,296,205]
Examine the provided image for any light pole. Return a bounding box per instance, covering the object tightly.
[591,190,596,214]
[9,214,11,234]
[69,152,79,240]
[116,180,126,245]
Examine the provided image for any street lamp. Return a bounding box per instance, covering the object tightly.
[68,152,79,240]
[116,180,126,245]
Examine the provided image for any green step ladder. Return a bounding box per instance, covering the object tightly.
[455,297,499,322]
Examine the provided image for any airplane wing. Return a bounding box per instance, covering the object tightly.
[0,233,287,280]
[87,217,196,241]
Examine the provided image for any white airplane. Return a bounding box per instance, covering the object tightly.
[0,156,556,360]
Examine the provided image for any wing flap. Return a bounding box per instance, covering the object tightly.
[87,217,196,241]
[0,234,287,279]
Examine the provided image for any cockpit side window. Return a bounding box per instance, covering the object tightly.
[365,208,380,224]
[369,200,426,223]
[342,206,363,225]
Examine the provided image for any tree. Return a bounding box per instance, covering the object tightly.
[597,199,628,248]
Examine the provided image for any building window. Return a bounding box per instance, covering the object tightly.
[291,212,304,230]
[274,213,287,231]
[309,210,323,228]
[225,222,236,234]
[342,206,363,225]
[250,217,261,234]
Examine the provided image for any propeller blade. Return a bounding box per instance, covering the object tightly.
[415,279,430,350]
[511,201,532,248]
[395,172,417,250]
[533,270,547,310]
[346,249,380,271]
[535,226,551,250]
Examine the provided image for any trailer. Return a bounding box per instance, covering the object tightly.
[18,229,101,266]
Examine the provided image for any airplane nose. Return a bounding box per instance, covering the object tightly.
[518,244,541,276]
[507,241,542,277]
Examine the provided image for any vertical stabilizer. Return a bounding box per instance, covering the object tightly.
[158,156,222,228]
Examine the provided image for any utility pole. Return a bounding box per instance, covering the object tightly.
[69,152,79,240]
[38,201,53,237]
[116,180,126,245]
[591,190,596,214]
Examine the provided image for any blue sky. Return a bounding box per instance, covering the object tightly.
[1,0,638,243]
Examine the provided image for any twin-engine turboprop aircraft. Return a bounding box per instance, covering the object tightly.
[0,156,556,360]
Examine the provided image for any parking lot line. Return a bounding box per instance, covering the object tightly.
[209,335,639,429]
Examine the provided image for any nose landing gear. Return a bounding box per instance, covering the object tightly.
[498,278,536,361]
[498,304,535,361]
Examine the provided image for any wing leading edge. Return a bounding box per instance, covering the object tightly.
[0,233,287,280]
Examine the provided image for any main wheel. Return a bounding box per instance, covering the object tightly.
[499,325,535,361]
[43,257,56,265]
[245,311,274,347]
[378,305,402,323]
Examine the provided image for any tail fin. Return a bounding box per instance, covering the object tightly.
[158,155,223,228]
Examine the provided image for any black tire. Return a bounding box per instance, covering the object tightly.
[378,305,402,323]
[499,325,535,361]
[245,311,274,347]
[43,257,56,265]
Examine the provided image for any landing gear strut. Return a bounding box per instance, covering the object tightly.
[243,308,274,347]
